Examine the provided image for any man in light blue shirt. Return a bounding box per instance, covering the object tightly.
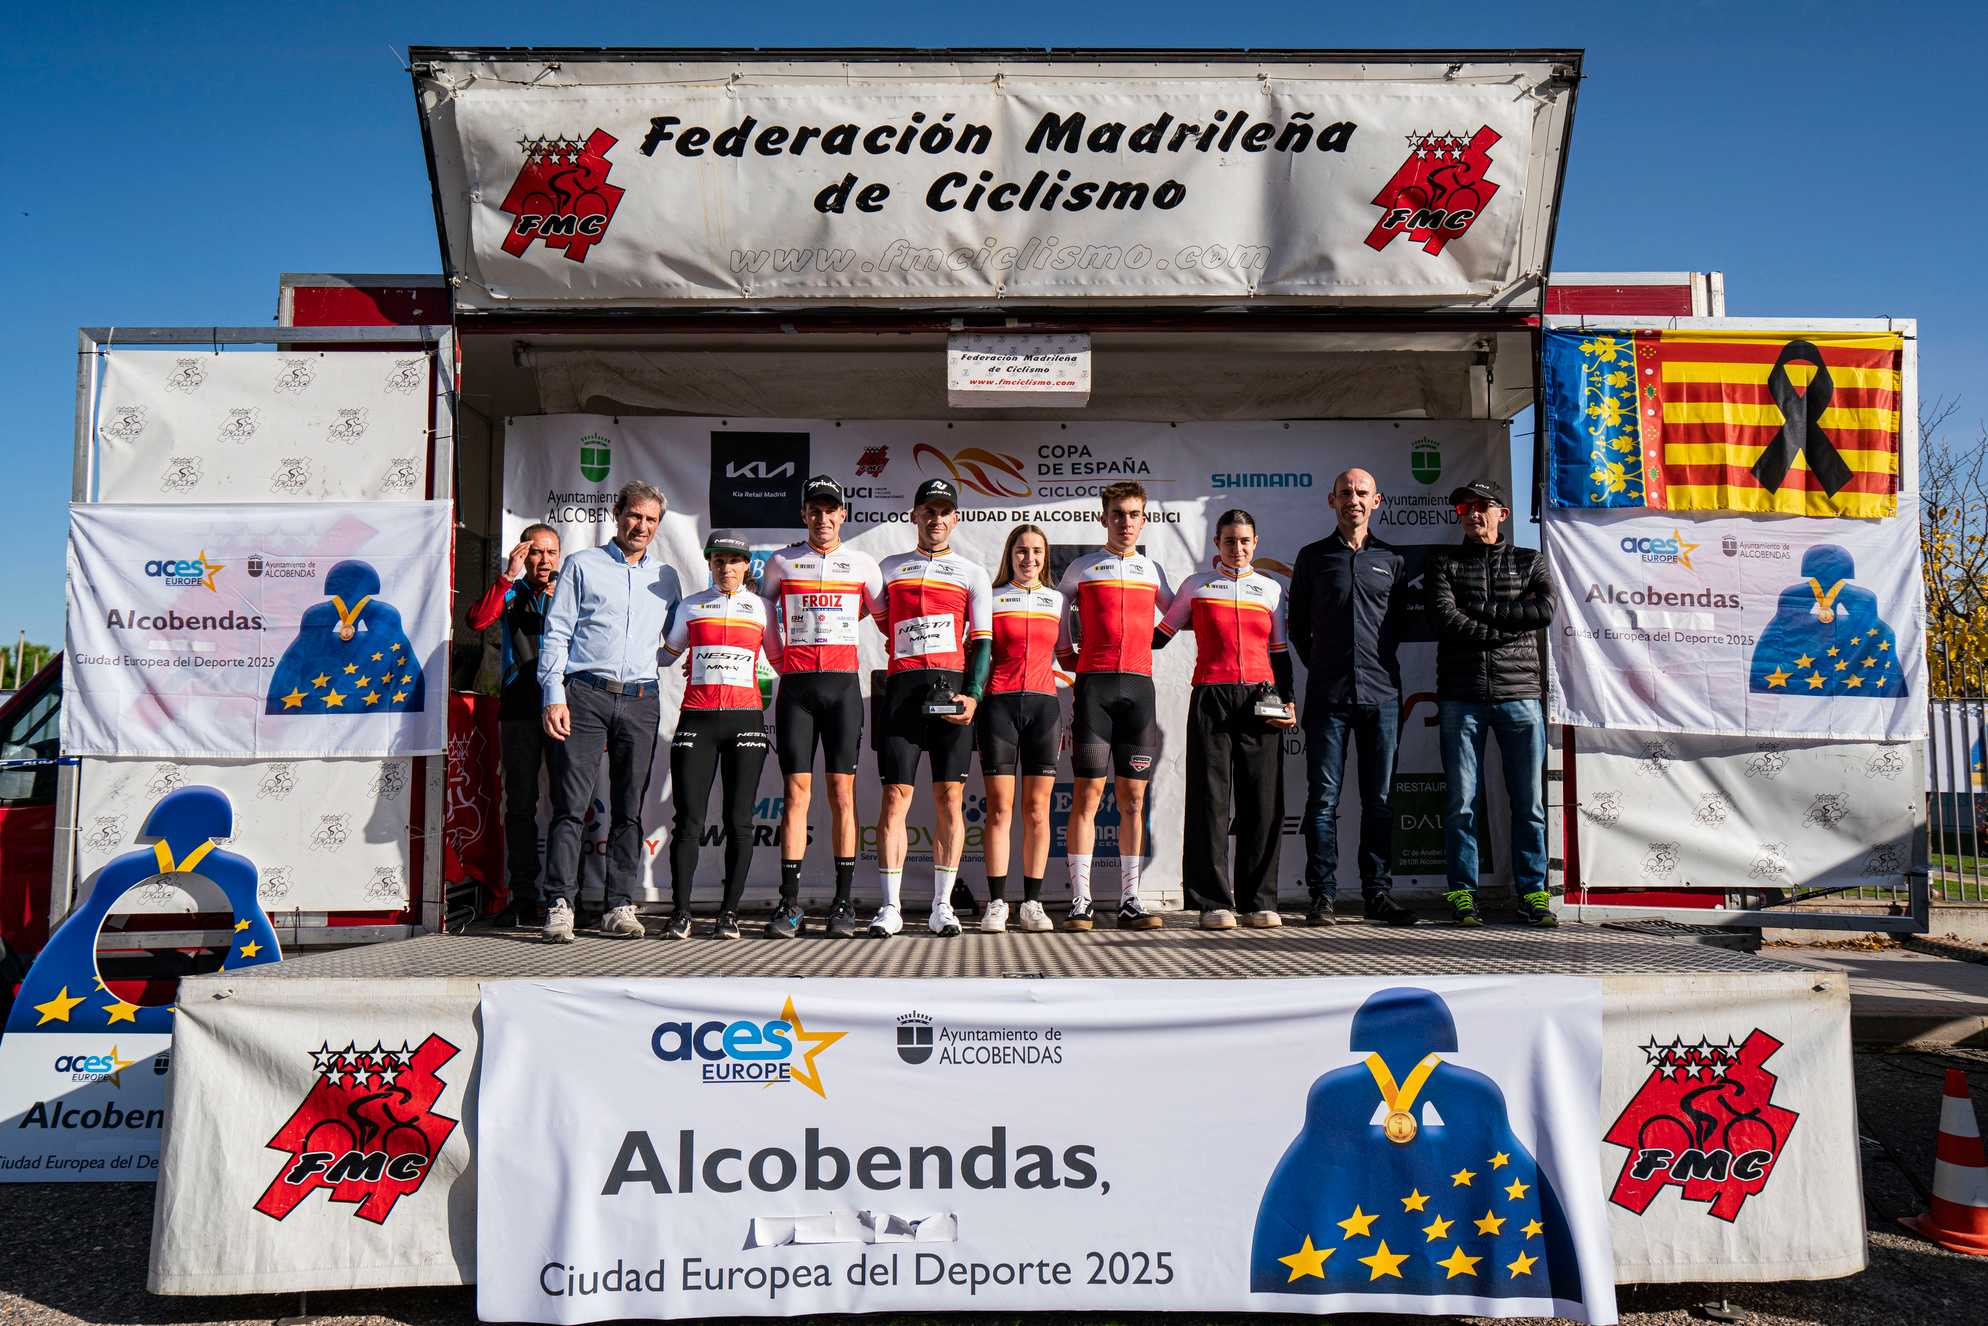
[537,480,683,942]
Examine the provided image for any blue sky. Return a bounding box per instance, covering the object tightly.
[4,2,1980,643]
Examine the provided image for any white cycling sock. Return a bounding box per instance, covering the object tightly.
[1068,854,1092,906]
[933,865,957,910]
[880,869,902,910]
[1120,854,1142,904]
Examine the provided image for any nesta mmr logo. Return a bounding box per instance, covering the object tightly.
[499,130,626,265]
[649,996,845,1099]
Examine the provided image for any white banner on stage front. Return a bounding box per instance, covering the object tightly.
[1571,728,1921,890]
[422,62,1572,308]
[1545,506,1927,741]
[476,977,1615,1322]
[76,758,415,915]
[63,501,450,759]
[501,415,1512,905]
[94,350,431,503]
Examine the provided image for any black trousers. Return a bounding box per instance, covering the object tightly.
[1183,683,1285,912]
[544,681,660,911]
[670,709,771,913]
[500,715,556,912]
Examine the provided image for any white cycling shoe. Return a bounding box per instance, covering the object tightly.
[928,902,963,937]
[867,904,903,938]
[979,899,1010,933]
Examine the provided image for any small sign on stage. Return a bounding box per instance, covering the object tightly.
[947,334,1090,408]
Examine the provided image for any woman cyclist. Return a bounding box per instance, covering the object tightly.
[657,531,774,940]
[977,524,1063,933]
[1155,508,1297,929]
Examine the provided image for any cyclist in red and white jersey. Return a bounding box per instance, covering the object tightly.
[657,532,774,941]
[757,476,885,939]
[977,523,1063,934]
[1053,481,1173,932]
[869,478,993,938]
[1155,508,1297,930]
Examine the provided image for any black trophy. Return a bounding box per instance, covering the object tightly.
[924,679,966,717]
[1252,683,1290,721]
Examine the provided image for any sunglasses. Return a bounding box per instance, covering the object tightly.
[1454,499,1502,516]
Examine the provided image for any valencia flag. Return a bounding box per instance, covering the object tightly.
[1545,329,1903,518]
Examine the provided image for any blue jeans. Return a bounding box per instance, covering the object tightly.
[1302,702,1399,900]
[1438,699,1547,896]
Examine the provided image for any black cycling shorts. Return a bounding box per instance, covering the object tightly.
[874,669,974,785]
[1071,672,1161,780]
[977,692,1061,778]
[774,672,863,776]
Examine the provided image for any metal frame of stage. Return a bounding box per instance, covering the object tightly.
[230,918,1810,983]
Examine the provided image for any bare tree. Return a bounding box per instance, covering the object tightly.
[1919,396,1988,695]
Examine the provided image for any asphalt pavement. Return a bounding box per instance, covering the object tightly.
[2,1046,1986,1326]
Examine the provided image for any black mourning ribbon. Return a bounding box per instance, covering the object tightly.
[1752,339,1853,497]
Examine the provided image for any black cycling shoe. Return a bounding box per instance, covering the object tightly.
[1363,892,1420,926]
[765,901,805,939]
[1304,896,1338,926]
[663,911,694,941]
[712,911,742,941]
[1443,889,1484,928]
[824,898,859,938]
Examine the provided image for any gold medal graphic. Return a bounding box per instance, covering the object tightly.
[1365,1052,1442,1146]
[1383,1109,1419,1144]
[330,593,372,645]
[337,622,356,642]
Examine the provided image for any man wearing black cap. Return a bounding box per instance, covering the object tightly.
[757,475,886,938]
[869,477,994,938]
[1426,479,1558,928]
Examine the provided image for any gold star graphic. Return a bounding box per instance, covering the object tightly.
[322,689,347,708]
[392,642,404,653]
[343,663,359,675]
[197,551,225,592]
[1845,675,1865,690]
[1523,1219,1544,1240]
[1337,1205,1378,1239]
[104,1000,140,1024]
[1795,653,1814,669]
[1401,1189,1430,1213]
[1436,1245,1482,1279]
[312,672,332,689]
[1862,656,1877,668]
[239,941,262,959]
[392,690,409,704]
[1451,1166,1476,1187]
[1474,1209,1507,1236]
[1277,1235,1332,1282]
[33,986,85,1025]
[400,673,413,684]
[234,918,251,932]
[363,691,382,706]
[1880,640,1891,651]
[1807,672,1826,690]
[1505,1178,1530,1201]
[783,995,845,1100]
[354,675,370,687]
[1422,1214,1454,1242]
[281,688,307,709]
[1356,1240,1408,1281]
[101,1044,136,1088]
[1507,1251,1539,1278]
[1827,646,1839,657]
[1835,659,1850,672]
[1489,1151,1511,1170]
[1764,667,1791,688]
[371,650,384,661]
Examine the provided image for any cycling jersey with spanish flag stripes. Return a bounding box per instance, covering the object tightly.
[660,586,771,711]
[757,541,885,674]
[876,548,993,674]
[988,582,1064,695]
[1157,564,1289,686]
[1055,549,1174,675]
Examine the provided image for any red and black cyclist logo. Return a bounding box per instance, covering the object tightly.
[254,1034,460,1225]
[498,130,626,265]
[1364,127,1500,258]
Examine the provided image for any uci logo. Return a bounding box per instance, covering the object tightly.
[650,996,845,1098]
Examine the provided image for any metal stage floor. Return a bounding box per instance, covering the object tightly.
[235,916,1809,982]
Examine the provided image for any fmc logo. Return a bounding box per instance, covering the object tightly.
[145,551,225,592]
[649,996,845,1099]
[1620,531,1700,571]
[498,130,625,265]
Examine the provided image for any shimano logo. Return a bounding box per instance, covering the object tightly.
[1211,472,1312,490]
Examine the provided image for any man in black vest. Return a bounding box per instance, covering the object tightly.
[468,524,561,927]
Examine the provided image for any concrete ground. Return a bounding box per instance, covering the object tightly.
[2,1046,1986,1325]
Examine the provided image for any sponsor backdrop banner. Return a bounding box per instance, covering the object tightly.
[1544,505,1926,742]
[502,416,1511,905]
[94,350,432,503]
[1570,728,1920,891]
[479,977,1614,1322]
[145,972,1861,1294]
[75,758,415,916]
[64,501,451,759]
[425,70,1570,307]
[2,787,283,1182]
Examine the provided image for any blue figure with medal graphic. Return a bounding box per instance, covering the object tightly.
[1251,987,1586,1304]
[1748,545,1905,698]
[265,560,425,714]
[5,786,280,1036]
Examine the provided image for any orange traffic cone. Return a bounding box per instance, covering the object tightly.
[1902,1068,1988,1256]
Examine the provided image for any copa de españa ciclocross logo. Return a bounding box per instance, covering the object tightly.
[145,550,224,592]
[650,995,845,1099]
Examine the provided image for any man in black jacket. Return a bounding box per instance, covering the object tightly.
[1287,469,1416,926]
[1426,480,1558,928]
